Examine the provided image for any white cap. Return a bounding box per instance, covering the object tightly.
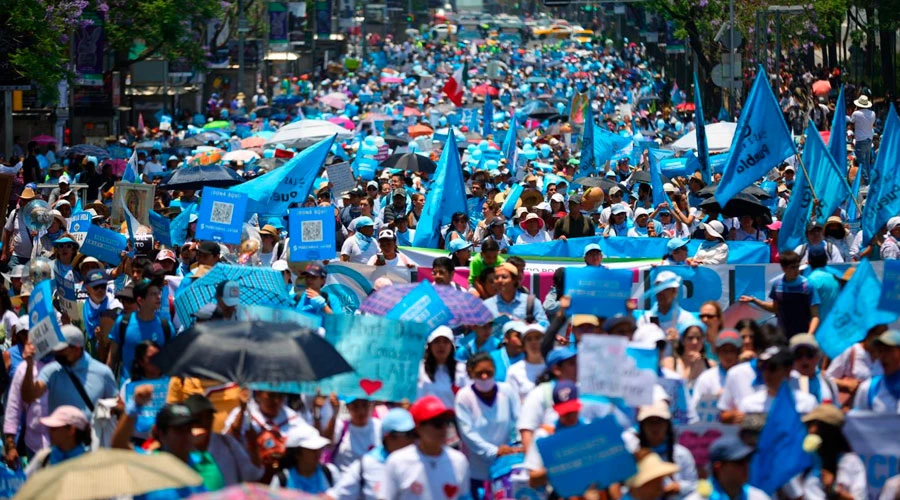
[887,216,900,232]
[427,326,454,344]
[654,270,681,290]
[663,183,677,194]
[285,426,331,449]
[272,260,290,272]
[631,324,666,347]
[550,193,565,203]
[634,207,650,218]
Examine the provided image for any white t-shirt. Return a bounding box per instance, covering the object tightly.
[330,417,382,472]
[341,236,379,264]
[825,344,882,381]
[691,366,726,411]
[326,450,386,500]
[515,230,551,245]
[737,387,817,414]
[416,362,463,410]
[506,360,545,402]
[850,109,876,141]
[381,444,470,500]
[802,452,867,500]
[718,362,764,412]
[366,252,414,267]
[454,382,519,480]
[852,375,900,413]
[143,161,165,177]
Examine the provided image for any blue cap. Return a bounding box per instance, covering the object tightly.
[355,216,375,229]
[382,408,416,435]
[84,270,109,288]
[709,436,755,463]
[447,238,473,254]
[678,315,707,336]
[582,243,602,258]
[53,237,78,246]
[546,347,577,368]
[666,237,689,253]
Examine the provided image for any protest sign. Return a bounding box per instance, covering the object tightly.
[28,280,65,359]
[124,377,171,433]
[134,234,154,257]
[317,315,429,401]
[148,210,172,247]
[67,212,92,246]
[844,413,900,499]
[288,207,337,261]
[658,377,695,424]
[326,162,357,196]
[694,395,721,424]
[675,423,738,469]
[536,416,636,497]
[564,267,632,316]
[196,187,248,245]
[385,281,453,330]
[243,304,322,330]
[879,260,900,312]
[578,334,655,406]
[80,224,128,264]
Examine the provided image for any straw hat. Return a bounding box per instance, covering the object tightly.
[19,188,36,201]
[626,453,680,489]
[853,95,872,109]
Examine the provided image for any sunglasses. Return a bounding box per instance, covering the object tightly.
[389,430,416,439]
[699,314,718,319]
[57,244,77,250]
[794,349,818,359]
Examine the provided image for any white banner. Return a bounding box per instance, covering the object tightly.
[577,335,655,406]
[844,412,900,499]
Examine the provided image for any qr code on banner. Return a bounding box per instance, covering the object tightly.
[301,220,323,242]
[210,201,234,225]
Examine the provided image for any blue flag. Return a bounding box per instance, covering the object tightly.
[501,184,524,219]
[170,204,197,248]
[862,105,900,245]
[595,126,632,165]
[815,260,898,359]
[580,100,596,175]
[411,130,467,248]
[502,117,518,168]
[715,67,796,205]
[649,149,675,208]
[483,97,493,138]
[828,86,847,177]
[749,382,812,495]
[122,148,140,183]
[806,119,851,223]
[693,73,711,185]
[778,122,818,252]
[230,135,334,220]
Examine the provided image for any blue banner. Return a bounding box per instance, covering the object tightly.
[500,184,524,219]
[195,187,248,245]
[28,280,66,359]
[80,224,128,265]
[288,206,337,261]
[879,260,900,313]
[412,131,467,248]
[536,416,637,497]
[815,260,898,359]
[564,267,632,316]
[148,210,172,247]
[385,281,453,330]
[579,102,596,175]
[715,67,796,205]
[509,236,770,264]
[862,105,900,245]
[124,377,171,433]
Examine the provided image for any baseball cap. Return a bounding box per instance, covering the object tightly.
[654,270,681,290]
[156,249,177,263]
[546,347,577,368]
[758,346,794,367]
[634,207,650,218]
[666,237,689,253]
[382,408,416,435]
[272,260,290,272]
[115,285,135,301]
[573,315,600,327]
[637,401,672,422]
[216,280,241,307]
[183,394,216,416]
[550,193,565,203]
[610,203,627,215]
[285,427,331,449]
[874,330,900,347]
[568,194,584,205]
[709,435,755,463]
[427,326,454,345]
[801,404,845,427]
[84,269,110,288]
[490,217,507,227]
[302,264,327,278]
[378,229,396,240]
[354,217,375,230]
[392,188,407,198]
[409,395,455,424]
[197,241,221,256]
[552,380,581,415]
[632,323,666,347]
[502,320,527,336]
[716,329,743,349]
[447,238,473,254]
[789,333,819,352]
[40,405,89,430]
[156,404,197,429]
[806,220,824,232]
[609,186,623,196]
[583,243,602,257]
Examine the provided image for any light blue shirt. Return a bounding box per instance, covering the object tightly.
[38,354,118,418]
[483,291,549,327]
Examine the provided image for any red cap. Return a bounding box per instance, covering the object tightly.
[554,211,568,219]
[409,395,455,425]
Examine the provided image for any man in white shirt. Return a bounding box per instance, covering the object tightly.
[737,346,817,414]
[789,334,839,405]
[382,395,470,499]
[692,330,742,418]
[142,150,165,179]
[849,95,876,183]
[852,330,900,413]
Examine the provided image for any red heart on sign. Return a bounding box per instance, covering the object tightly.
[678,429,723,468]
[359,379,383,396]
[443,484,459,498]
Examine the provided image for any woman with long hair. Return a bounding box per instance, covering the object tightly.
[663,319,714,390]
[699,301,724,359]
[634,402,697,499]
[506,325,547,402]
[416,326,462,409]
[800,404,867,500]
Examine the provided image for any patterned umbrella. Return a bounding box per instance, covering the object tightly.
[174,264,293,327]
[68,144,111,160]
[189,483,316,499]
[189,149,223,166]
[240,136,267,148]
[359,283,494,327]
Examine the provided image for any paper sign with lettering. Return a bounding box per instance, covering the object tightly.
[536,416,637,497]
[385,281,453,330]
[565,267,632,316]
[67,212,93,246]
[316,315,429,402]
[80,224,128,264]
[196,188,248,245]
[148,210,172,247]
[134,234,154,256]
[243,304,322,330]
[578,334,655,406]
[879,260,900,312]
[326,162,357,196]
[124,377,172,433]
[288,207,336,261]
[28,280,66,359]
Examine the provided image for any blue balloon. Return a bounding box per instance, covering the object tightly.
[478,140,489,152]
[540,144,551,158]
[466,144,476,154]
[263,149,275,159]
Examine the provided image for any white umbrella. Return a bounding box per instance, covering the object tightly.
[266,119,354,148]
[671,121,738,154]
[222,150,261,162]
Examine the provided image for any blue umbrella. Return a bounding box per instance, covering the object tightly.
[174,264,292,327]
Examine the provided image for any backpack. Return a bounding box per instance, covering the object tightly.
[251,414,290,467]
[275,463,334,489]
[797,241,835,262]
[525,294,536,323]
[113,313,172,377]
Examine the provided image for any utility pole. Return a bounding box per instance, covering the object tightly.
[729,0,735,115]
[238,0,247,96]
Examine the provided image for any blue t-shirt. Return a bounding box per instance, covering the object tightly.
[807,269,840,320]
[109,312,167,383]
[133,449,207,500]
[769,274,821,338]
[38,354,118,419]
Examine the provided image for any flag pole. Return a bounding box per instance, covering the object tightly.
[794,153,822,219]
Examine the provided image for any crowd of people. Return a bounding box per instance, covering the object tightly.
[0,22,896,500]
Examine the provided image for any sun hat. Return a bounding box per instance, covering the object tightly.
[626,453,680,489]
[702,220,726,241]
[40,405,89,430]
[854,95,872,108]
[801,404,845,427]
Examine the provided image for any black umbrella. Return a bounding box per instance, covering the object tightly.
[67,144,110,160]
[380,153,437,174]
[631,170,670,185]
[698,183,772,200]
[178,132,227,148]
[153,321,352,384]
[383,134,410,148]
[158,164,244,191]
[574,176,618,191]
[699,192,772,218]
